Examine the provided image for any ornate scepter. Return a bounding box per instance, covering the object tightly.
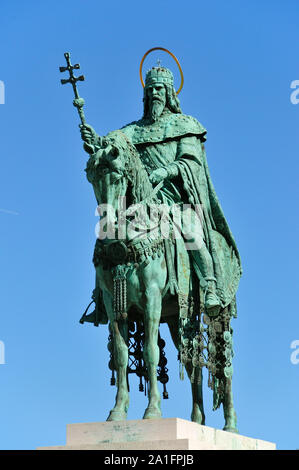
[59,52,95,154]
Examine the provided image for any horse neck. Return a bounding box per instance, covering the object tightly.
[123,153,162,243]
[128,157,153,205]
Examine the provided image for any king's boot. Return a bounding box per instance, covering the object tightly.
[205,278,221,316]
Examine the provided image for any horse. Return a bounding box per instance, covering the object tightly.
[81,129,238,432]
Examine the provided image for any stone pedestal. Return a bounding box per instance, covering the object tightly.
[37,418,276,450]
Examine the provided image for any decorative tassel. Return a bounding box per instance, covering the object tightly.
[191,367,195,384]
[197,372,202,385]
[139,376,144,392]
[112,265,129,320]
[179,362,184,380]
[110,369,116,386]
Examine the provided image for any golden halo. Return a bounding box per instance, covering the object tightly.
[139,47,184,95]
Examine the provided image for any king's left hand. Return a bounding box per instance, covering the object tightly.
[149,168,168,184]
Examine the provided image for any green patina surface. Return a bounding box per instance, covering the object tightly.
[61,55,242,432]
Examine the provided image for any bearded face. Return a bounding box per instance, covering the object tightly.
[146,84,167,121]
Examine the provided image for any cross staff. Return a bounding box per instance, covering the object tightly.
[59,52,95,153]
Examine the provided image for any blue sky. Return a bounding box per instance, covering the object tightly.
[0,0,298,450]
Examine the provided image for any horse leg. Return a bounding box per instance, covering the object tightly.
[186,364,206,425]
[166,317,205,425]
[107,317,129,421]
[143,283,162,419]
[222,377,238,433]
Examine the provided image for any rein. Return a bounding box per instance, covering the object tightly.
[123,180,163,217]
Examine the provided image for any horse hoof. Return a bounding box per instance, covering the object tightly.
[106,409,127,421]
[223,426,239,434]
[143,406,162,420]
[191,411,205,425]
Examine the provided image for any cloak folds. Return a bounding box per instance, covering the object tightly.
[123,112,242,314]
[175,145,242,313]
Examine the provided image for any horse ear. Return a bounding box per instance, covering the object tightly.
[94,148,106,164]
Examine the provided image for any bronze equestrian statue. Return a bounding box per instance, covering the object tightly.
[60,49,242,432]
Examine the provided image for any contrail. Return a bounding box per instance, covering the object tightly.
[0,208,19,216]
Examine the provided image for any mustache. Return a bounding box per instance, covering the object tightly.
[151,96,163,102]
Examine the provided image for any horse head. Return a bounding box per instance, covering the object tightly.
[85,130,157,242]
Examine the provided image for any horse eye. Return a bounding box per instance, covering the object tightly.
[102,168,109,175]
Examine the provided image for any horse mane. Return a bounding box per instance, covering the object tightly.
[107,130,154,204]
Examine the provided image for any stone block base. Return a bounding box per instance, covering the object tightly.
[37,418,276,451]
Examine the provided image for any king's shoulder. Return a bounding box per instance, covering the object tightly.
[169,113,207,134]
[119,113,207,145]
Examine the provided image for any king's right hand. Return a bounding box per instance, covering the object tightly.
[80,123,98,146]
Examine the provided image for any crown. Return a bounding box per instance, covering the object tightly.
[140,48,184,94]
[145,67,174,88]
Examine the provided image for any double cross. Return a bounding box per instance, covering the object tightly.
[59,52,86,125]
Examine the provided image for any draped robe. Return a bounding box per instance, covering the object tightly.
[121,112,242,315]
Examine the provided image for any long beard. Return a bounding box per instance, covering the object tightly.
[149,100,165,121]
